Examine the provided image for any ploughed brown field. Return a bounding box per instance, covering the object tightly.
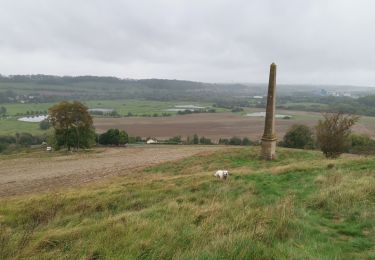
[94,111,375,141]
[0,146,226,197]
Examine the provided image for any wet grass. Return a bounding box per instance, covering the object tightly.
[0,147,374,259]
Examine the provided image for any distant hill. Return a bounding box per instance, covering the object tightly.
[1,74,374,103]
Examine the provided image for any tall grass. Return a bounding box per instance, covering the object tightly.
[0,147,374,259]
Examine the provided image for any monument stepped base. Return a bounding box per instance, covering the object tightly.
[261,138,277,160]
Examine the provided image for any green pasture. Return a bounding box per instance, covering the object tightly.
[1,99,224,116]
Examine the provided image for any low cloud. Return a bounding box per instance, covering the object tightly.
[0,0,374,86]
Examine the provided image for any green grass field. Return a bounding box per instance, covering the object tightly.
[0,118,45,135]
[282,102,329,109]
[0,99,226,135]
[0,147,373,259]
[1,99,222,117]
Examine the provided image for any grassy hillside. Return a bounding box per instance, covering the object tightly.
[0,147,374,259]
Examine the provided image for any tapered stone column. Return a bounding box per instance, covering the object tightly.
[261,63,277,160]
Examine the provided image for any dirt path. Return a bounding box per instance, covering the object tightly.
[0,145,224,197]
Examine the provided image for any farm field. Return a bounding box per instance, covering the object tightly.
[0,99,224,135]
[94,111,375,141]
[0,147,374,259]
[2,108,374,139]
[0,145,224,197]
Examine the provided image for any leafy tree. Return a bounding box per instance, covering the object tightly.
[49,101,95,150]
[0,106,6,116]
[39,119,51,130]
[282,124,314,149]
[315,112,359,158]
[118,130,129,145]
[192,134,199,144]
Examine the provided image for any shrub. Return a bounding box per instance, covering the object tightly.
[315,112,359,158]
[282,124,314,149]
[348,133,375,155]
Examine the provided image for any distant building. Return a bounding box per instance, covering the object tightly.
[253,96,263,99]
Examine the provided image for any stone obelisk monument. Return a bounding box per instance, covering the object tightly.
[261,63,277,160]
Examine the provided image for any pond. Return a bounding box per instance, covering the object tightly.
[18,115,48,123]
[88,108,114,113]
[165,104,206,112]
[246,112,292,119]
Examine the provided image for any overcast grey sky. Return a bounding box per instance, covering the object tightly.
[0,0,374,86]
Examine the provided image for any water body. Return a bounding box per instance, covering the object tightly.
[88,108,114,113]
[165,104,206,112]
[18,115,48,123]
[246,112,291,118]
[174,105,205,109]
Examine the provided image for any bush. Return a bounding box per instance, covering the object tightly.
[348,134,375,155]
[316,113,359,158]
[282,124,314,149]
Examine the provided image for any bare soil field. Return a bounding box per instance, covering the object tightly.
[0,145,225,197]
[94,111,375,141]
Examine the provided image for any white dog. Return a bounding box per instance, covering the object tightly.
[214,170,229,180]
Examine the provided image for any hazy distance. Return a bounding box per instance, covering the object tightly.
[0,0,375,87]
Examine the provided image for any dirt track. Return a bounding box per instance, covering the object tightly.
[0,146,224,197]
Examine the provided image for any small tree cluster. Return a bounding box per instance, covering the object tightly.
[186,134,213,145]
[0,133,47,153]
[98,129,128,145]
[219,137,253,146]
